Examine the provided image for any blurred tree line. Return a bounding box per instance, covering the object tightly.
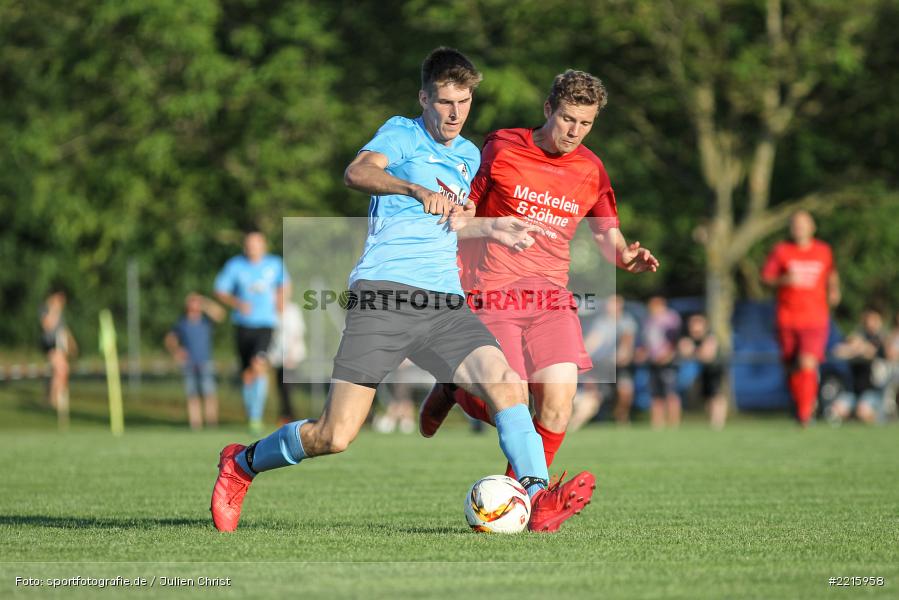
[1,0,897,353]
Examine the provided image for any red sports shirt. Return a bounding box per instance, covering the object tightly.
[761,239,835,328]
[459,128,619,290]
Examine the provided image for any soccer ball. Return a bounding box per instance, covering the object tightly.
[464,475,531,534]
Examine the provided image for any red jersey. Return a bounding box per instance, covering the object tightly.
[761,239,835,328]
[459,128,619,290]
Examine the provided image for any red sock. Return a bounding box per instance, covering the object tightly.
[798,368,818,423]
[789,369,818,423]
[454,388,494,425]
[788,371,804,421]
[506,418,566,479]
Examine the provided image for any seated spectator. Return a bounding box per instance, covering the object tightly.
[677,314,727,429]
[884,312,899,419]
[829,308,888,424]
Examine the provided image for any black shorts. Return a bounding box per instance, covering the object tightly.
[617,365,635,385]
[649,364,679,398]
[40,335,58,354]
[331,280,500,387]
[700,364,724,398]
[235,326,273,372]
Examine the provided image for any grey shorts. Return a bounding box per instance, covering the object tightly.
[331,280,500,387]
[183,362,216,397]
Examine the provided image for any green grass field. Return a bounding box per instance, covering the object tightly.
[1,379,897,599]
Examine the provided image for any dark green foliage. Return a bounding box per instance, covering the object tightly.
[2,0,898,350]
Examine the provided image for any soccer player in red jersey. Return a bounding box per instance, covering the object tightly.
[761,210,840,425]
[420,70,658,477]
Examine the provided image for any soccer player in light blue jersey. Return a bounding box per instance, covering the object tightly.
[214,231,290,434]
[211,48,596,533]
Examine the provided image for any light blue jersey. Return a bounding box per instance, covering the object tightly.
[214,254,288,328]
[348,116,480,295]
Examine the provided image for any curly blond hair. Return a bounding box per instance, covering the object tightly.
[547,70,607,112]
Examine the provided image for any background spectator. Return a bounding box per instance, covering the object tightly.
[268,299,307,425]
[678,314,728,429]
[39,286,77,425]
[642,296,682,429]
[571,295,637,429]
[165,293,225,430]
[829,308,888,424]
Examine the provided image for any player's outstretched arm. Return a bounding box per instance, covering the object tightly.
[827,271,841,307]
[456,215,540,252]
[276,283,292,315]
[344,151,455,223]
[594,228,659,273]
[214,291,251,316]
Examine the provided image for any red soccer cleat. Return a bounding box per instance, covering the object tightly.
[419,383,457,438]
[210,443,254,532]
[528,470,596,533]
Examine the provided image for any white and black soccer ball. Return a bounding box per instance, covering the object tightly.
[464,475,531,534]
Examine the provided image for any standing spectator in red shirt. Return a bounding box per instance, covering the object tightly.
[761,211,841,425]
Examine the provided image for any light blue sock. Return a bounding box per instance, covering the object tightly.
[250,376,268,420]
[241,381,254,418]
[236,419,309,477]
[495,404,549,497]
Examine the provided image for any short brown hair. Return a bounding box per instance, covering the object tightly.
[547,69,607,112]
[421,47,482,93]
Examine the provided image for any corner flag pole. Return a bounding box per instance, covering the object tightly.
[99,309,124,436]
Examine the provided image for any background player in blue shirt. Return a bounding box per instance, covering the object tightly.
[211,48,596,534]
[214,231,290,434]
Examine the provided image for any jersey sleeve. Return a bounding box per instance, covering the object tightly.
[275,257,290,287]
[823,243,835,276]
[760,244,785,282]
[214,258,238,295]
[587,186,620,234]
[468,137,498,205]
[360,117,416,168]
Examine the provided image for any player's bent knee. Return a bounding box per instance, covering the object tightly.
[312,428,354,455]
[538,402,572,428]
[324,435,353,455]
[798,354,818,370]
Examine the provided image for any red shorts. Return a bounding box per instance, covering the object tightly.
[468,284,592,380]
[776,324,828,363]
